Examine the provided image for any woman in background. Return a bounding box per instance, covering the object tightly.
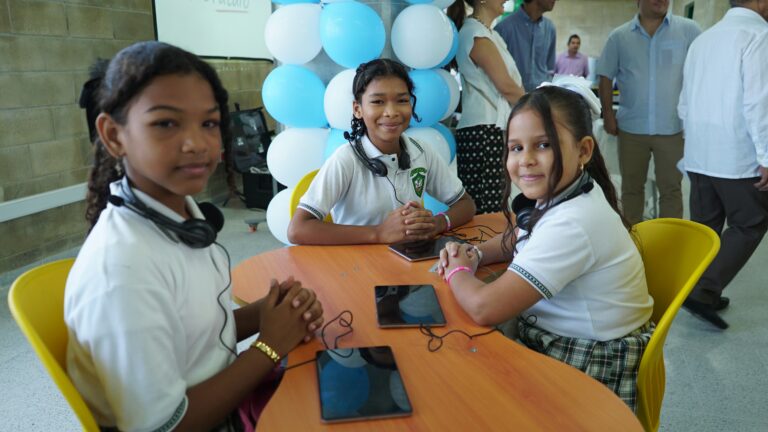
[448,0,525,213]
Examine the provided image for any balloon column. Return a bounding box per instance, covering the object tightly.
[262,0,459,244]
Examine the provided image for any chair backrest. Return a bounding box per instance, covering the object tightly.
[632,219,719,431]
[8,258,100,431]
[289,169,332,222]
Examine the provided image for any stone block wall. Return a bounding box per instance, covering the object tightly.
[548,0,640,59]
[674,0,730,30]
[0,0,274,274]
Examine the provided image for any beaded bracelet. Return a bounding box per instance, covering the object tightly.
[445,266,472,284]
[437,212,452,232]
[251,340,281,364]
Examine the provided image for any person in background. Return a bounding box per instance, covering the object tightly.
[596,0,701,226]
[494,0,558,92]
[437,81,654,411]
[447,0,525,213]
[677,0,768,330]
[288,59,476,245]
[554,34,589,78]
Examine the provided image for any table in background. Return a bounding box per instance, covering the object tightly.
[232,214,643,431]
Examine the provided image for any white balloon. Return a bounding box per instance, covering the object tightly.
[324,69,356,130]
[264,4,322,64]
[266,188,293,245]
[436,69,460,120]
[391,5,454,70]
[267,128,328,187]
[432,0,456,8]
[406,127,450,164]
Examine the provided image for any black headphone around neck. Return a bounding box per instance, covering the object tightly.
[350,137,411,177]
[107,177,222,248]
[512,174,594,232]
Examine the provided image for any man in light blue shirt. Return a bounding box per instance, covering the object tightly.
[596,0,701,225]
[495,0,557,92]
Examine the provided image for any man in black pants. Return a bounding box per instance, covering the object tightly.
[677,0,768,329]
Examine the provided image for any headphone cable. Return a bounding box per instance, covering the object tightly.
[284,310,356,370]
[213,241,239,359]
[418,324,501,353]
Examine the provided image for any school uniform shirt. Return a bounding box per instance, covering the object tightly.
[508,181,654,341]
[64,180,236,431]
[298,134,465,225]
[456,17,522,130]
[596,12,701,135]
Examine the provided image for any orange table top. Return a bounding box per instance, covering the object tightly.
[232,214,643,431]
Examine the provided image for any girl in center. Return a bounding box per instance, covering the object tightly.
[437,82,654,411]
[288,59,476,245]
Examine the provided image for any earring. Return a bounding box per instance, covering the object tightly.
[115,158,124,176]
[580,163,584,172]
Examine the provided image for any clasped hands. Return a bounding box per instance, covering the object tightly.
[258,276,324,357]
[437,241,481,280]
[377,200,441,244]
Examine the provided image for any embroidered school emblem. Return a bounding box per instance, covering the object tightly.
[410,168,426,197]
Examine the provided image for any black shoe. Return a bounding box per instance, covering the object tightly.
[715,296,730,312]
[683,298,729,329]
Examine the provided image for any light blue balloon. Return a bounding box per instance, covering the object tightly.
[324,128,350,160]
[433,122,456,162]
[423,192,449,214]
[409,69,450,127]
[405,0,432,3]
[320,2,385,68]
[273,0,319,3]
[437,20,459,68]
[262,65,327,128]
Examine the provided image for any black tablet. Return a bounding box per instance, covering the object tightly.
[388,236,462,262]
[375,285,446,328]
[316,346,413,423]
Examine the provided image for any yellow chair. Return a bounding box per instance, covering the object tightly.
[8,258,100,431]
[289,169,332,222]
[632,219,720,431]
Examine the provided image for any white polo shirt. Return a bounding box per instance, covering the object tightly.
[64,180,236,431]
[509,182,653,341]
[298,134,465,226]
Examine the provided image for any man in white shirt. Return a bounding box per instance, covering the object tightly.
[677,0,768,329]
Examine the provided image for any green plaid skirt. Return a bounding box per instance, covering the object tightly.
[518,319,655,411]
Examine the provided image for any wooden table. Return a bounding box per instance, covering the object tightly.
[232,214,643,431]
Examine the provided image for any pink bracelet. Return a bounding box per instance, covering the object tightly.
[445,266,472,284]
[437,212,451,232]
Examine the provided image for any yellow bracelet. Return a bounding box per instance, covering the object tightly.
[251,340,281,364]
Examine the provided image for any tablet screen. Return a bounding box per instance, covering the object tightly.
[388,236,461,262]
[375,285,446,328]
[316,346,413,423]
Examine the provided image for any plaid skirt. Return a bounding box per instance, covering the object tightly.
[518,319,655,411]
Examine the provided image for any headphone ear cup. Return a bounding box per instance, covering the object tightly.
[512,193,536,232]
[179,219,217,248]
[369,159,388,177]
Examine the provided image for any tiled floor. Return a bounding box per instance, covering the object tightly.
[2,191,768,430]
